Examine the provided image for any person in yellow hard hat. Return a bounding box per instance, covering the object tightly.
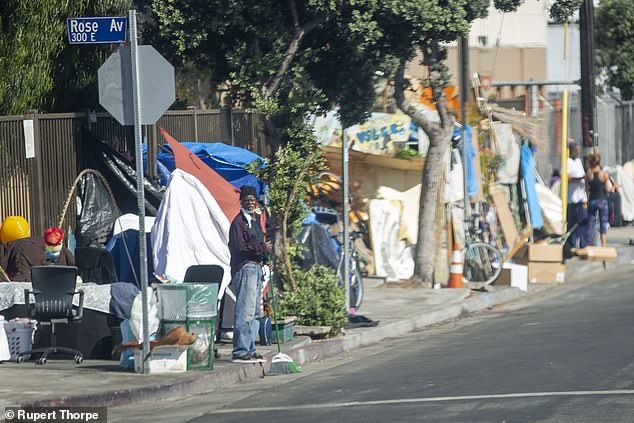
[0,216,30,244]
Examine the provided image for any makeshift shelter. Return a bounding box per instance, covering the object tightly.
[79,130,163,215]
[107,214,155,289]
[157,142,264,195]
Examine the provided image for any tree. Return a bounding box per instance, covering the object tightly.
[0,0,128,115]
[596,0,634,100]
[149,0,581,287]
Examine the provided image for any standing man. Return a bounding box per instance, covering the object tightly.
[229,186,271,363]
[567,140,589,250]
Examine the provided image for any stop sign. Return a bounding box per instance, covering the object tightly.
[98,46,175,125]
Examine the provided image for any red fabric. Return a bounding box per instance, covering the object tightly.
[44,227,64,246]
[160,129,241,221]
[159,129,268,234]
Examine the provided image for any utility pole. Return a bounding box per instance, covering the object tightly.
[458,36,470,215]
[579,0,597,150]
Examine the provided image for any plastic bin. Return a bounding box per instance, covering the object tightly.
[4,320,36,361]
[162,318,215,370]
[272,317,297,344]
[157,283,219,321]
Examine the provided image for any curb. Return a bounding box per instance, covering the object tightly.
[20,246,633,409]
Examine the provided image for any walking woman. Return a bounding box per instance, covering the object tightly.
[586,153,613,247]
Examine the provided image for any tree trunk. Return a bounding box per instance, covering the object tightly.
[412,132,452,283]
[393,53,454,285]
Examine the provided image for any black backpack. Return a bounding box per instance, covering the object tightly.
[608,190,623,227]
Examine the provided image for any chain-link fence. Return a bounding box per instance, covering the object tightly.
[535,92,634,181]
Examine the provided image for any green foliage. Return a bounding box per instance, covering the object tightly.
[0,0,128,114]
[395,148,420,159]
[596,0,634,100]
[279,265,347,335]
[549,0,584,23]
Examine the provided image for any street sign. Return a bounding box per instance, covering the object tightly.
[98,45,175,125]
[67,17,127,44]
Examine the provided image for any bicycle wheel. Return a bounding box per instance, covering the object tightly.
[349,258,364,310]
[463,242,502,285]
[337,255,364,310]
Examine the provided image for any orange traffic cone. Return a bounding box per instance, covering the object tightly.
[448,242,464,288]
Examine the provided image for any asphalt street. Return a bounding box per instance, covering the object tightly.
[110,269,634,423]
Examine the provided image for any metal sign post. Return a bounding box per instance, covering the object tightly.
[84,10,174,375]
[128,9,150,374]
[342,137,351,313]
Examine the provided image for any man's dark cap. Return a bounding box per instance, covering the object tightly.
[240,185,257,199]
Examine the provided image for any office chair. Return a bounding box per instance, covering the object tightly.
[19,266,85,365]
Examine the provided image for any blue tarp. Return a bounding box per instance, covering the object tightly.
[106,230,154,289]
[148,142,265,195]
[520,145,544,230]
[454,125,478,198]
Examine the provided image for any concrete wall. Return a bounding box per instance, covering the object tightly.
[407,46,547,98]
[406,0,548,99]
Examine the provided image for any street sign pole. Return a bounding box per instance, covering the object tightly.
[129,9,150,374]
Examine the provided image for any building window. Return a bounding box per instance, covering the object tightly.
[478,36,488,47]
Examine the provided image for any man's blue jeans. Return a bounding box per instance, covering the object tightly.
[567,202,588,249]
[232,262,262,359]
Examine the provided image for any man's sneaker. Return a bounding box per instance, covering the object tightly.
[232,355,260,363]
[250,352,266,362]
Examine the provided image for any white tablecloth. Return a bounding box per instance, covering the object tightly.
[0,282,111,314]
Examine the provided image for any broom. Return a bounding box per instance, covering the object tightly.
[267,275,301,375]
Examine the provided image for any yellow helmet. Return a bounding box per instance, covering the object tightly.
[0,216,30,244]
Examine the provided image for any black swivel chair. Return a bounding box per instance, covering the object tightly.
[183,265,224,285]
[19,266,85,365]
[183,265,224,357]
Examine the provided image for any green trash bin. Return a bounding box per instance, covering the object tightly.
[158,283,219,370]
[162,318,215,370]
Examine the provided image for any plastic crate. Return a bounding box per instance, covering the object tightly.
[4,321,36,361]
[157,283,219,320]
[272,317,296,344]
[162,318,215,371]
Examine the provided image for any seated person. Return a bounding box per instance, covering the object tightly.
[2,227,74,282]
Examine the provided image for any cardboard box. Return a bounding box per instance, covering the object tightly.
[496,263,528,291]
[515,244,563,264]
[134,345,188,374]
[573,247,618,261]
[527,262,566,284]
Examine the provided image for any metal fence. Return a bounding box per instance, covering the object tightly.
[0,109,268,235]
[506,92,634,180]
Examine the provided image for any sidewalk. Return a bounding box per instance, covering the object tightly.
[2,235,633,410]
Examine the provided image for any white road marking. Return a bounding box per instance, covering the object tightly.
[207,390,634,414]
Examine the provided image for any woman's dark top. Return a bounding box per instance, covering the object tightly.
[588,170,607,200]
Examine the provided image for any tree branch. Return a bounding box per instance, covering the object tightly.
[435,89,453,130]
[290,0,301,31]
[261,1,327,99]
[393,61,438,137]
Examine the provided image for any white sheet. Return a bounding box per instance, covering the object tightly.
[112,213,155,236]
[535,182,564,235]
[151,169,232,299]
[493,123,520,184]
[368,199,414,281]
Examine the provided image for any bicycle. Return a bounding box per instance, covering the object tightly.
[310,206,365,310]
[462,212,503,285]
[336,230,365,311]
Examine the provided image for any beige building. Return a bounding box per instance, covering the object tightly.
[407,0,548,99]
